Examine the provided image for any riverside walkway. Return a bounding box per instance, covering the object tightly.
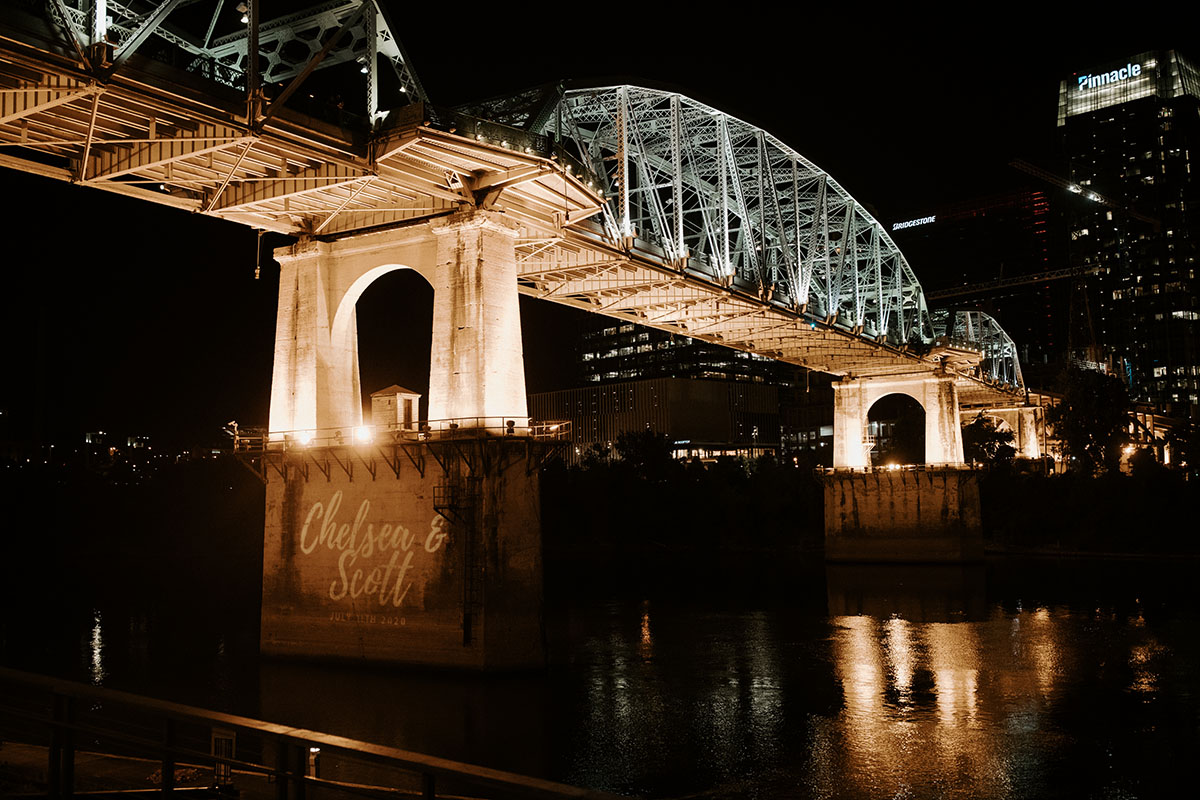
[0,667,626,800]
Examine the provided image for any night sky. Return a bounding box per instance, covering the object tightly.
[0,5,1189,447]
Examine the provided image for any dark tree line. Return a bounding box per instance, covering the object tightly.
[1047,368,1134,475]
[540,430,825,554]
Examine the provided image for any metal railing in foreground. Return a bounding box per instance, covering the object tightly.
[0,667,625,800]
[229,419,572,454]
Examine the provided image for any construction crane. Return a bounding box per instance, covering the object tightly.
[927,265,1102,301]
[1009,159,1160,230]
[1007,158,1160,373]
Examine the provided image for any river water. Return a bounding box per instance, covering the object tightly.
[2,552,1197,799]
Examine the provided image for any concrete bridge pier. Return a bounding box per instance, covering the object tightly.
[831,372,965,469]
[826,372,981,562]
[960,405,1044,460]
[427,212,527,427]
[268,209,527,438]
[262,210,547,669]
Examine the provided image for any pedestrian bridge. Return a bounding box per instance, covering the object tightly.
[0,1,1040,467]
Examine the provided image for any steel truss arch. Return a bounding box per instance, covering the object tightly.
[49,0,427,116]
[937,309,1025,391]
[537,85,936,345]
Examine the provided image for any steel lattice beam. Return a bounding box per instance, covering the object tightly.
[0,6,1027,405]
[533,85,1026,393]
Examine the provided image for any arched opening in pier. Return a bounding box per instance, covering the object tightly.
[353,268,434,425]
[867,392,926,466]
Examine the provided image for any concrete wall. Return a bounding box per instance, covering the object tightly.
[261,439,544,669]
[824,469,983,562]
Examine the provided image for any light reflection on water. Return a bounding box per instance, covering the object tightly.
[824,610,1062,798]
[6,559,1197,799]
[88,609,105,685]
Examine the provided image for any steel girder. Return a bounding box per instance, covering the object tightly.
[0,7,1028,405]
[517,231,963,380]
[0,71,597,238]
[537,86,935,345]
[50,1,426,117]
[531,85,1030,394]
[936,309,1025,391]
[521,226,1025,409]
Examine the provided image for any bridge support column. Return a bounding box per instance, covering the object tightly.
[832,380,870,468]
[261,437,547,669]
[959,405,1044,460]
[827,373,977,561]
[427,211,527,426]
[832,373,965,468]
[823,470,984,562]
[268,239,361,437]
[1016,406,1042,459]
[266,210,529,439]
[261,212,544,670]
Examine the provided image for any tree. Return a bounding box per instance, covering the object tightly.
[613,429,679,482]
[579,442,612,470]
[962,414,1017,466]
[1165,422,1200,477]
[1046,368,1130,475]
[1128,446,1163,478]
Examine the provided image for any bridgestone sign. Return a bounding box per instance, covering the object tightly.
[892,216,936,231]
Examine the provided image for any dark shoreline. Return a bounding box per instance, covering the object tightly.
[3,456,1198,589]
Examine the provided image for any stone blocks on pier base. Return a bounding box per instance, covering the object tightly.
[261,438,544,669]
[823,469,983,562]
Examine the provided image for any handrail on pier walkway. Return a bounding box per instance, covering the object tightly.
[0,667,626,800]
[228,419,572,454]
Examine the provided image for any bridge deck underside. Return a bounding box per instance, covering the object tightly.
[517,231,1022,405]
[0,17,1023,412]
[0,30,598,237]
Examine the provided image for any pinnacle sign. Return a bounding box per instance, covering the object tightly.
[1077,63,1143,91]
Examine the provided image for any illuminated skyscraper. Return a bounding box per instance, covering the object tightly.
[576,322,795,386]
[1058,50,1199,412]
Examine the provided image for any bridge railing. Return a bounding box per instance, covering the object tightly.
[0,666,625,800]
[820,463,986,475]
[415,104,604,192]
[140,45,247,92]
[229,419,572,453]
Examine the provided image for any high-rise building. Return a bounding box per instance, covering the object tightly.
[529,377,782,463]
[1058,50,1200,413]
[576,322,797,386]
[530,320,837,463]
